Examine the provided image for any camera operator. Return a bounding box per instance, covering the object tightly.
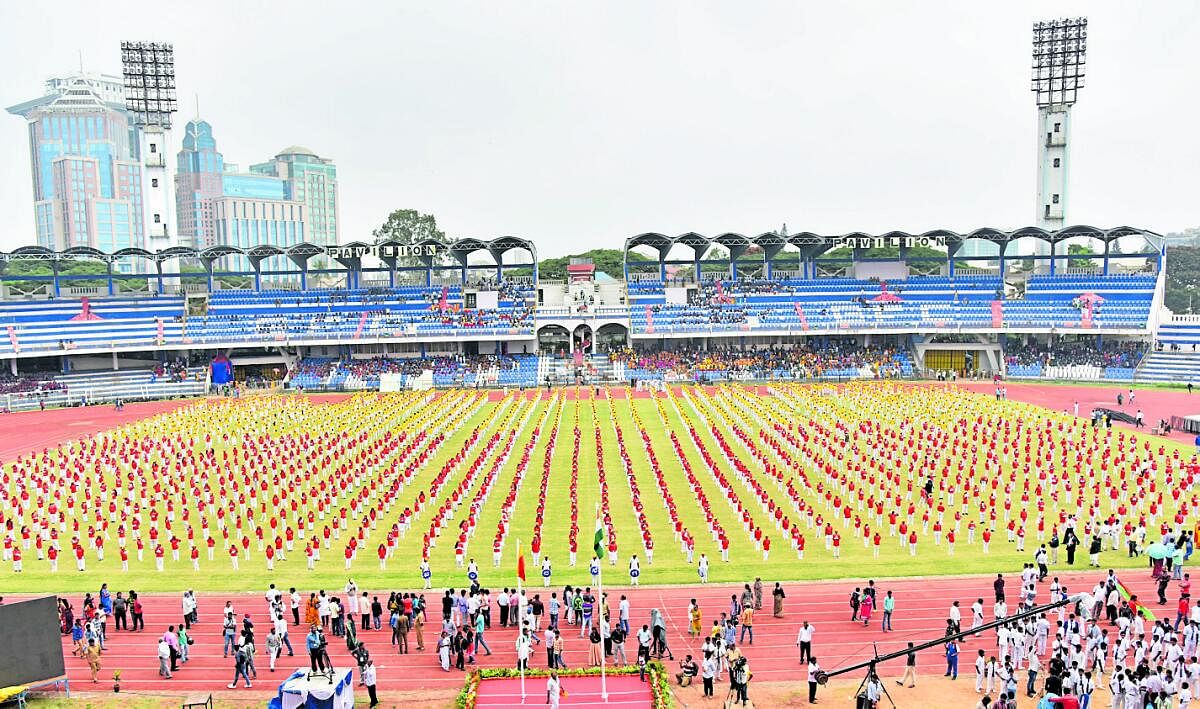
[728,654,751,707]
[351,640,371,677]
[862,669,884,708]
[306,625,329,673]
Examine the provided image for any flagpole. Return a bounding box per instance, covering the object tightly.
[596,504,608,702]
[518,536,525,702]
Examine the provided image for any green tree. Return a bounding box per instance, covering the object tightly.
[531,249,651,280]
[179,264,250,290]
[1165,245,1200,313]
[3,258,112,291]
[816,245,967,275]
[372,208,453,268]
[373,209,447,244]
[1067,244,1098,269]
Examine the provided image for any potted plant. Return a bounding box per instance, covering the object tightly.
[112,670,121,693]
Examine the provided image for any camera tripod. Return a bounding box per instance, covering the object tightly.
[853,654,896,709]
[722,678,749,708]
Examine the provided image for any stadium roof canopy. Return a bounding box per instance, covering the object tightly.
[0,236,537,269]
[624,226,1164,260]
[623,226,1164,280]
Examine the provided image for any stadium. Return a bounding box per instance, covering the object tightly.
[0,224,1180,404]
[2,9,1199,709]
[3,225,1199,706]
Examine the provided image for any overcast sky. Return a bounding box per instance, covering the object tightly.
[1,1,1196,257]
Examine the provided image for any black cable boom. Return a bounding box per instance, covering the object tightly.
[816,593,1085,685]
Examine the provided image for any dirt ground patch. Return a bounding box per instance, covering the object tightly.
[665,674,1115,708]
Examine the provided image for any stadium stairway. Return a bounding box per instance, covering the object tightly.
[537,355,553,384]
[589,354,616,381]
[1134,351,1200,384]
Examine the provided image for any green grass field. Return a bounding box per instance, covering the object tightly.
[0,383,1190,593]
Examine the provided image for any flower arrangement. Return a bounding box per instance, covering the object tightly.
[455,662,673,709]
[112,669,122,693]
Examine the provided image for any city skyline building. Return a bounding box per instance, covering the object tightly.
[174,118,223,249]
[174,118,311,256]
[6,72,145,257]
[251,146,339,248]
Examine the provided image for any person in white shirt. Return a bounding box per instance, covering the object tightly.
[420,559,432,590]
[949,601,962,634]
[1181,680,1193,709]
[970,599,985,632]
[698,554,709,583]
[158,638,172,679]
[864,675,882,707]
[497,589,511,627]
[265,584,282,611]
[796,622,814,663]
[290,589,301,626]
[974,649,986,693]
[516,630,533,671]
[345,580,359,617]
[362,658,379,707]
[273,612,293,658]
[318,595,331,628]
[546,670,562,709]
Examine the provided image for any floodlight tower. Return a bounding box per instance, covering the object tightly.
[1030,18,1087,242]
[120,41,179,265]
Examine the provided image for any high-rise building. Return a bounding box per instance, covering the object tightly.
[174,119,224,249]
[174,119,308,255]
[251,146,339,247]
[7,72,145,253]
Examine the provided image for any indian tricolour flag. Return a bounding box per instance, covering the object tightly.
[516,540,526,584]
[593,508,606,560]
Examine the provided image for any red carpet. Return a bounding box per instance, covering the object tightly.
[475,674,651,708]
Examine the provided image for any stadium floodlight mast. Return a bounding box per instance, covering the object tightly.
[120,41,178,129]
[1030,18,1087,248]
[120,41,180,281]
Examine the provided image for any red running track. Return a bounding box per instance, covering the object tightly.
[0,399,190,461]
[31,567,1176,696]
[956,380,1200,445]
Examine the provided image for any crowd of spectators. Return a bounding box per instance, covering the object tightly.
[693,278,792,299]
[295,354,529,384]
[0,372,62,395]
[152,357,194,382]
[288,359,336,381]
[365,306,535,332]
[650,302,749,325]
[608,343,907,378]
[466,278,533,302]
[197,303,535,340]
[1003,340,1146,369]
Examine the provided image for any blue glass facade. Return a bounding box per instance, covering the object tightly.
[8,74,143,251]
[177,120,223,175]
[222,173,286,200]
